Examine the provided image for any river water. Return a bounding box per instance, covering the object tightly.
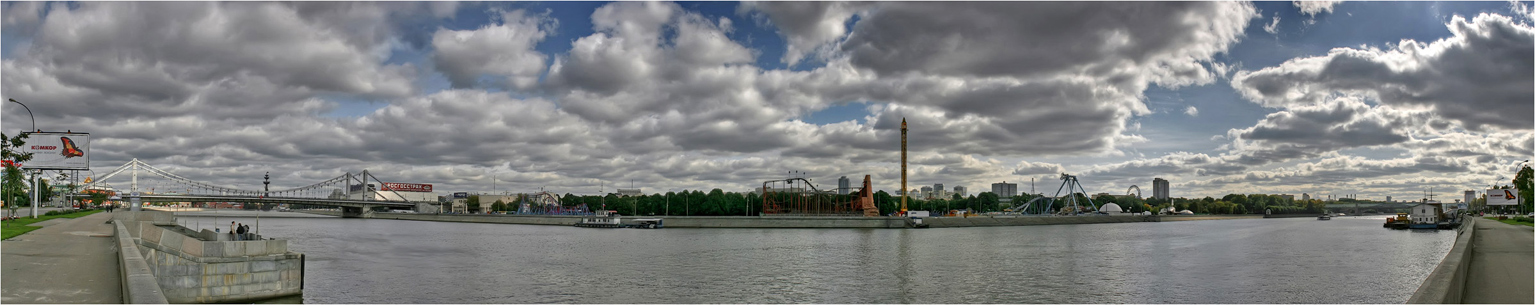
[193,213,1453,303]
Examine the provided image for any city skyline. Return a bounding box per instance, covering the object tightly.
[2,1,1532,199]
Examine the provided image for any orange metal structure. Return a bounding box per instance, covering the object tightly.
[761,175,880,216]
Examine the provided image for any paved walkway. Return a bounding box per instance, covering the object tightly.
[1,212,122,304]
[1462,218,1534,304]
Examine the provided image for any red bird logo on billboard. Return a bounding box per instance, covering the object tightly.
[59,137,83,158]
[1504,189,1517,200]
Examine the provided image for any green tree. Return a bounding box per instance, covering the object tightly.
[3,132,34,218]
[37,178,52,203]
[491,200,506,212]
[873,190,893,215]
[976,192,999,212]
[467,195,481,213]
[87,192,109,208]
[1516,165,1533,214]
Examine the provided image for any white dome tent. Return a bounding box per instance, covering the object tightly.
[1099,202,1123,213]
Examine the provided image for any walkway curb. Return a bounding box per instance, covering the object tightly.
[114,221,170,304]
[1407,215,1475,304]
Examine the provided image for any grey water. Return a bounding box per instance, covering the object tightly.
[197,213,1453,303]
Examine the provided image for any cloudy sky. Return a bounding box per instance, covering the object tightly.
[2,1,1532,200]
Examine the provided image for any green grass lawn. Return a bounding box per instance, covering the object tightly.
[2,209,104,240]
[1484,216,1535,227]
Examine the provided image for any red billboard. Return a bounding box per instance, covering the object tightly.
[381,182,433,192]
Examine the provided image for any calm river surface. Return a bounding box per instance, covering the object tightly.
[193,213,1453,303]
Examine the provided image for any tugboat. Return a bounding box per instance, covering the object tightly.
[1383,213,1410,229]
[1318,214,1332,220]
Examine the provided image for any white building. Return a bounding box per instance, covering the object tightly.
[350,183,437,202]
[1411,203,1440,224]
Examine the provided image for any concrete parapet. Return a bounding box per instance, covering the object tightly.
[124,217,302,303]
[924,214,1155,228]
[1407,215,1476,304]
[331,211,1166,228]
[114,211,177,238]
[115,221,171,304]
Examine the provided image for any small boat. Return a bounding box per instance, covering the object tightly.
[630,218,664,229]
[1318,214,1332,220]
[1383,213,1410,229]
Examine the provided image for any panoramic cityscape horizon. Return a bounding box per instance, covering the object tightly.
[2,1,1532,200]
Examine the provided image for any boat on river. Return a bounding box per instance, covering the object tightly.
[1383,213,1410,229]
[1318,214,1332,220]
[575,210,623,228]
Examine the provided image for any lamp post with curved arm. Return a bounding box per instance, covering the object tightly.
[8,99,39,218]
[7,99,35,132]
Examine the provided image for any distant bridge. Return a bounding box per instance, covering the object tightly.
[72,159,433,218]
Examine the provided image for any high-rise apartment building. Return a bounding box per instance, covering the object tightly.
[991,182,1018,198]
[1152,178,1170,200]
[838,176,850,195]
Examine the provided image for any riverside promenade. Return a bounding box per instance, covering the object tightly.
[1,212,121,303]
[1462,218,1534,304]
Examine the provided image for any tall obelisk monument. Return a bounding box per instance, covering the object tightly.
[900,117,908,215]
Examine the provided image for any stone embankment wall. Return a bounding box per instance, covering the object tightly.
[115,211,304,303]
[304,210,1162,228]
[1407,215,1477,304]
[114,221,170,304]
[922,215,1159,227]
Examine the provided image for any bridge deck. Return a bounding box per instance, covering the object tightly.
[76,194,420,208]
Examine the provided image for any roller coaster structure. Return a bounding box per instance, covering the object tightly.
[760,175,878,216]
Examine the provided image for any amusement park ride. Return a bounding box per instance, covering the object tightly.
[515,191,590,215]
[758,175,879,216]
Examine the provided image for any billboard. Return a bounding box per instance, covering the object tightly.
[20,132,89,170]
[1486,189,1519,205]
[453,192,469,198]
[381,182,432,192]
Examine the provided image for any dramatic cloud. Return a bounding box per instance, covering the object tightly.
[1294,1,1343,16]
[1264,15,1282,34]
[1223,97,1433,165]
[3,1,1521,200]
[432,9,553,90]
[739,1,870,65]
[1,2,422,125]
[839,2,1255,85]
[1231,13,1535,130]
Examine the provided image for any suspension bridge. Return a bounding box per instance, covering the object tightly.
[71,159,434,218]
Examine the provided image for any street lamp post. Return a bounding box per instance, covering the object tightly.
[7,99,35,131]
[6,99,37,218]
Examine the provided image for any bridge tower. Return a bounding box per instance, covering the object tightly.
[131,158,139,193]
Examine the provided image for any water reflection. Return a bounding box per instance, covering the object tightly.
[196,215,1452,304]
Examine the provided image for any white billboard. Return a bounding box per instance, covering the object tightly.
[1486,189,1519,206]
[20,132,90,170]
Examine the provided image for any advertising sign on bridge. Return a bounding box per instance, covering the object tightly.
[19,132,90,170]
[1486,189,1519,205]
[382,182,433,192]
